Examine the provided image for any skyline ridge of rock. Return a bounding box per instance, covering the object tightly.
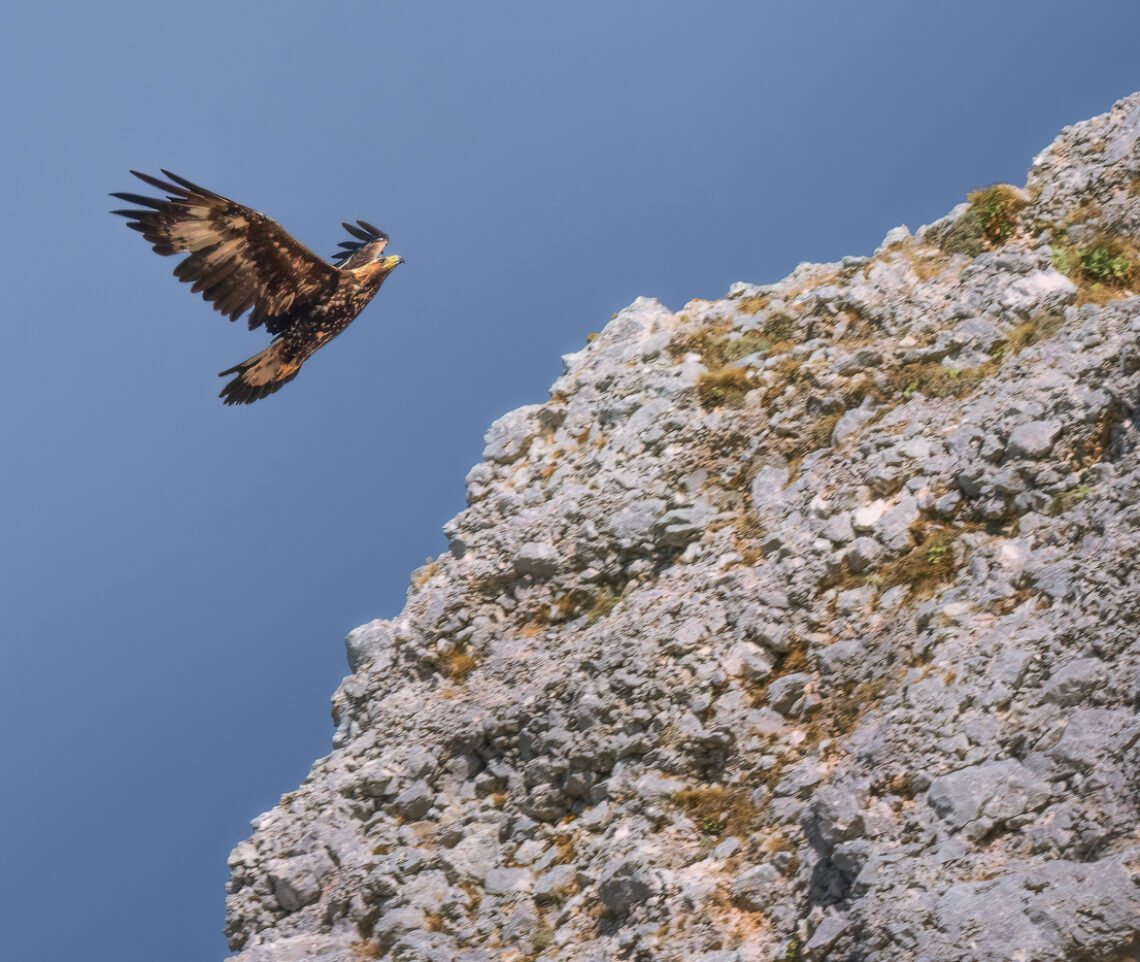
[225,93,1140,962]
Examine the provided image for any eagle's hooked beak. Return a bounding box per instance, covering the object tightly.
[386,255,405,268]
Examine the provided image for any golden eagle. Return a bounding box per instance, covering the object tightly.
[111,170,403,404]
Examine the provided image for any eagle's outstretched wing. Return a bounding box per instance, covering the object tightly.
[111,170,340,335]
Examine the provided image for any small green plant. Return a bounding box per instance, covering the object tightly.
[970,184,1027,242]
[942,184,1026,256]
[786,934,803,962]
[1051,243,1074,275]
[1050,482,1093,515]
[927,541,950,564]
[1080,245,1134,283]
[1052,234,1138,304]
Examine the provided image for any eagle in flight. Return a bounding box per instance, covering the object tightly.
[111,170,403,404]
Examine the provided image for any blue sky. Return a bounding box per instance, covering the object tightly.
[2,2,1137,959]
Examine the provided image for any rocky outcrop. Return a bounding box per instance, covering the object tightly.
[224,94,1140,962]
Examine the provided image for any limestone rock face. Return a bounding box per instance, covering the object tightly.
[224,94,1140,962]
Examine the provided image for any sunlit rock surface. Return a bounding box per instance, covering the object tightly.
[225,93,1140,962]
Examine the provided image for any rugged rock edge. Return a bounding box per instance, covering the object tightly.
[225,93,1140,962]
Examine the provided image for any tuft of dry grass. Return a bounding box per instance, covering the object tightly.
[1062,199,1103,228]
[759,356,805,408]
[697,367,754,409]
[672,786,759,838]
[551,592,578,622]
[760,312,797,349]
[907,247,956,281]
[808,411,843,450]
[586,591,622,624]
[886,361,986,400]
[735,294,771,315]
[550,833,576,864]
[827,679,888,735]
[772,643,809,678]
[874,524,959,595]
[777,409,843,462]
[875,311,1059,411]
[413,559,439,587]
[444,649,476,683]
[668,321,733,365]
[671,309,802,410]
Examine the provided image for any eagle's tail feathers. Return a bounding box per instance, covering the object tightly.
[217,341,301,406]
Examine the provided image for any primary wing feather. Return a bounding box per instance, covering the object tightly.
[330,220,389,266]
[111,170,340,334]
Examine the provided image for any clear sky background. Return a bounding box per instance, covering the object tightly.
[1,2,1137,959]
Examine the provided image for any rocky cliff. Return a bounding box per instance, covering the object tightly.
[224,94,1140,962]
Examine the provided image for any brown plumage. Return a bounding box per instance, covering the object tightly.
[111,170,403,404]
